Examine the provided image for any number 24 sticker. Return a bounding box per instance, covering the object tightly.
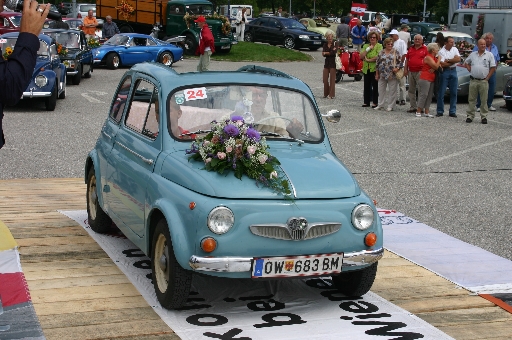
[184,87,207,101]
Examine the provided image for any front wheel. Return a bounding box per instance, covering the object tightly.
[244,32,253,42]
[152,219,193,309]
[58,79,66,99]
[183,34,197,56]
[106,53,120,69]
[45,85,57,111]
[331,262,378,297]
[283,36,295,49]
[72,64,81,85]
[354,74,362,81]
[158,51,174,66]
[86,167,112,234]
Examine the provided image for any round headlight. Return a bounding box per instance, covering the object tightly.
[207,207,234,234]
[352,204,374,230]
[35,74,48,87]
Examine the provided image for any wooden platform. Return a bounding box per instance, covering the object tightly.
[1,178,511,340]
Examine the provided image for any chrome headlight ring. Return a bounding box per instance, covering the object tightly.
[34,74,48,88]
[207,206,234,234]
[352,204,374,231]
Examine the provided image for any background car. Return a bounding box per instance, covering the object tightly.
[244,16,324,50]
[43,28,93,85]
[299,18,335,38]
[503,76,512,111]
[62,18,84,30]
[0,32,66,110]
[85,63,383,310]
[0,12,21,35]
[92,33,184,69]
[407,22,442,39]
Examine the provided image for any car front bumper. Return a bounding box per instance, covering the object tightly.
[22,90,52,98]
[189,247,383,273]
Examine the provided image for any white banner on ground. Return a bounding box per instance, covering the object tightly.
[60,210,453,340]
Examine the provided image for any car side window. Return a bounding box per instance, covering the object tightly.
[132,38,147,46]
[110,76,132,124]
[411,26,421,35]
[267,19,278,28]
[125,79,159,138]
[463,14,472,26]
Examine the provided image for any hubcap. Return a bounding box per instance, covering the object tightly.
[88,176,97,219]
[159,245,168,271]
[113,56,119,67]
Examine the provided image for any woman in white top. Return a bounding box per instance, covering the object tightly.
[235,8,247,42]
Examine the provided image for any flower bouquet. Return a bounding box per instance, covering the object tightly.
[2,46,13,60]
[455,40,474,60]
[56,43,68,57]
[116,0,135,21]
[187,116,291,199]
[87,37,101,48]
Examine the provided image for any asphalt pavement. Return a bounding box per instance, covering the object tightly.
[1,49,511,263]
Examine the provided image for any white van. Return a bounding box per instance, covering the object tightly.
[450,8,512,57]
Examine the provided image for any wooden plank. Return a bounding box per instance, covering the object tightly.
[27,274,130,290]
[32,296,152,316]
[24,265,125,281]
[31,283,141,303]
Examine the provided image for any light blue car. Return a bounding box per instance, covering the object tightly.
[92,33,183,69]
[85,64,383,309]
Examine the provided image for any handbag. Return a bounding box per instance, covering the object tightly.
[393,50,404,80]
[335,52,342,70]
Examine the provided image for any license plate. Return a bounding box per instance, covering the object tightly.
[252,253,343,278]
[313,41,321,44]
[221,45,230,49]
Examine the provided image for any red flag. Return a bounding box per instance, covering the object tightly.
[351,2,367,16]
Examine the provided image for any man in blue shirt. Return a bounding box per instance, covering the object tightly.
[473,32,500,112]
[0,0,51,149]
[351,19,367,51]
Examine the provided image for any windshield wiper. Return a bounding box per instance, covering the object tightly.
[259,131,304,145]
[180,129,211,137]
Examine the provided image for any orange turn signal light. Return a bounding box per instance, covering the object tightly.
[373,199,378,206]
[201,237,217,253]
[364,232,377,247]
[189,202,196,210]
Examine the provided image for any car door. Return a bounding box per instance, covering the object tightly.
[251,17,268,43]
[105,77,161,237]
[265,18,282,45]
[122,37,152,65]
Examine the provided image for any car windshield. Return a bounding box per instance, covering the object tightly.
[0,37,49,58]
[185,4,212,15]
[49,32,80,48]
[281,18,307,30]
[105,34,129,45]
[167,85,322,142]
[10,16,21,27]
[66,19,82,29]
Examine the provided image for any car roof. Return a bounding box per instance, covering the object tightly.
[0,32,53,43]
[129,63,313,97]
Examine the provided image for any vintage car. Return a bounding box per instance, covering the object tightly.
[92,33,184,69]
[0,32,66,111]
[42,29,93,85]
[299,18,335,37]
[244,16,324,50]
[85,64,384,309]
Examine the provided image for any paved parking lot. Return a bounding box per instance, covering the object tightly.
[1,50,511,263]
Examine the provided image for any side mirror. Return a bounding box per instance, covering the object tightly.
[321,109,341,123]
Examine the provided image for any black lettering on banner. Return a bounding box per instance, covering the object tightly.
[253,313,307,328]
[133,259,151,269]
[330,257,340,269]
[322,258,330,270]
[274,261,284,273]
[264,262,272,274]
[356,313,392,319]
[176,297,212,311]
[339,301,379,313]
[239,294,274,301]
[203,328,252,340]
[122,248,145,257]
[295,260,302,272]
[186,314,228,326]
[321,290,363,302]
[353,321,425,339]
[246,299,285,312]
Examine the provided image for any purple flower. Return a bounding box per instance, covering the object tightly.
[224,124,239,137]
[231,115,244,122]
[246,128,261,141]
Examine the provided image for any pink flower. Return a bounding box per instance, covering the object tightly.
[217,152,226,160]
[226,146,233,153]
[247,145,257,155]
[258,154,268,164]
[270,171,277,179]
[205,157,212,163]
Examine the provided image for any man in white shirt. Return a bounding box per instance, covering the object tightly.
[391,29,407,106]
[436,36,461,117]
[397,24,411,47]
[464,39,496,124]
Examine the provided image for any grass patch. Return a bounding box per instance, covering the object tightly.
[212,42,313,62]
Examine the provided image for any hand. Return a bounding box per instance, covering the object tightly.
[286,118,304,138]
[20,1,50,36]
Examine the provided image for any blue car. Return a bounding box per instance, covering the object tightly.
[92,33,184,69]
[85,64,383,309]
[0,32,66,111]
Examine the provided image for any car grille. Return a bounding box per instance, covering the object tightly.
[310,36,322,40]
[249,222,341,241]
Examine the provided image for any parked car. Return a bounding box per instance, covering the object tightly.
[92,33,184,69]
[85,64,383,310]
[299,18,335,37]
[407,22,442,39]
[0,12,21,35]
[244,16,324,50]
[0,32,66,110]
[62,18,83,30]
[42,29,93,85]
[426,30,475,45]
[503,76,512,111]
[445,64,512,99]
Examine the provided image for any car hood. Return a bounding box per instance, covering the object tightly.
[160,147,360,199]
[33,59,51,74]
[61,49,82,59]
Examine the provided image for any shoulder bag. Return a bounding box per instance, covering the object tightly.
[393,50,404,80]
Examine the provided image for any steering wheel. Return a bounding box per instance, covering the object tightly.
[255,116,294,125]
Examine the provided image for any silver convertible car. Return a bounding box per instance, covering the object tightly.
[85,63,383,309]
